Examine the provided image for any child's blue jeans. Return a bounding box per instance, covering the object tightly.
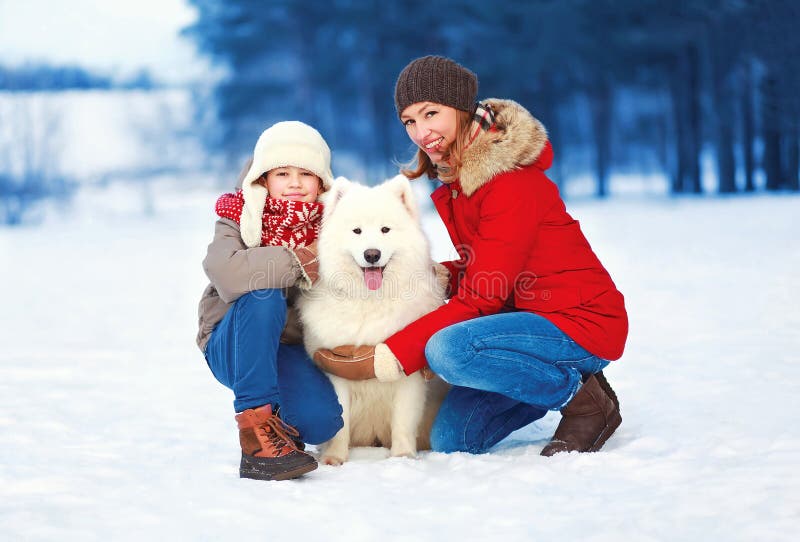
[204,289,343,444]
[425,311,609,454]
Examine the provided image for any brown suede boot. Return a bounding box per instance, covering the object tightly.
[592,371,619,410]
[540,373,622,457]
[235,404,317,480]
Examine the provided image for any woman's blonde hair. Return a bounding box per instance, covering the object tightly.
[400,109,473,183]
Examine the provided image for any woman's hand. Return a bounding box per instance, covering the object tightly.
[313,343,404,382]
[314,345,376,380]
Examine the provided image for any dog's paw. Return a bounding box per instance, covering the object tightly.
[321,454,346,466]
[390,447,417,459]
[390,434,418,458]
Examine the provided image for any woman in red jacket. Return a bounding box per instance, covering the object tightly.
[315,56,628,456]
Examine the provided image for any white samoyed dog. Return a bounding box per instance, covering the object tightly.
[297,176,449,466]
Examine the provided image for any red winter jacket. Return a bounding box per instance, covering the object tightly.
[385,99,628,375]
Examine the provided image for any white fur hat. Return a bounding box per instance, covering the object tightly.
[240,121,334,247]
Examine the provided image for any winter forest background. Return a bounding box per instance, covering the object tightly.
[1,0,800,224]
[3,2,800,540]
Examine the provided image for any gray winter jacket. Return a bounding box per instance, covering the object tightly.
[196,217,306,352]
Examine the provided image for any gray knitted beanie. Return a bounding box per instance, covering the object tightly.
[394,55,478,117]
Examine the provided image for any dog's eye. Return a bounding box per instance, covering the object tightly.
[352,228,362,235]
[381,227,391,234]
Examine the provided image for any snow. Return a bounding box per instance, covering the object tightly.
[2,186,799,541]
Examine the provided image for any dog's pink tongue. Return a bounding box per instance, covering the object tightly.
[364,267,383,290]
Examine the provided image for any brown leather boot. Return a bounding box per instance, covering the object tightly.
[235,404,317,480]
[540,373,621,456]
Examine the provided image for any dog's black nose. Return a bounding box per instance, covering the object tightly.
[364,249,381,264]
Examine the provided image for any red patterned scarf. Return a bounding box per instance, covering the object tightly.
[215,190,323,248]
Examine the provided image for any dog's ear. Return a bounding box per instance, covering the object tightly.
[384,175,418,221]
[321,177,352,218]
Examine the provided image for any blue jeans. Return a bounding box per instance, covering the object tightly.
[425,312,608,454]
[204,289,343,444]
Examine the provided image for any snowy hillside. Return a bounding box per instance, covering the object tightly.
[1,187,799,541]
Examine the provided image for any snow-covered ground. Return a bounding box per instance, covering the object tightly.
[1,186,799,541]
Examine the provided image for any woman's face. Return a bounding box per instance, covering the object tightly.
[263,166,321,203]
[400,102,460,163]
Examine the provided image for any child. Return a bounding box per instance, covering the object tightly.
[196,121,343,481]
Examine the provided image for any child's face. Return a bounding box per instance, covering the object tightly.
[263,166,322,203]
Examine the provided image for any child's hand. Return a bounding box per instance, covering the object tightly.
[292,242,319,288]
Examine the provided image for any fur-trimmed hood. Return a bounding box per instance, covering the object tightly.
[459,99,551,197]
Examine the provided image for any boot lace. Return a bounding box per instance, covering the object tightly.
[259,414,301,454]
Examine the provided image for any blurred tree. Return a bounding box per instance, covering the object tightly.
[740,58,756,192]
[0,97,75,225]
[746,0,800,191]
[182,0,800,195]
[0,63,112,91]
[706,4,743,194]
[577,0,712,195]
